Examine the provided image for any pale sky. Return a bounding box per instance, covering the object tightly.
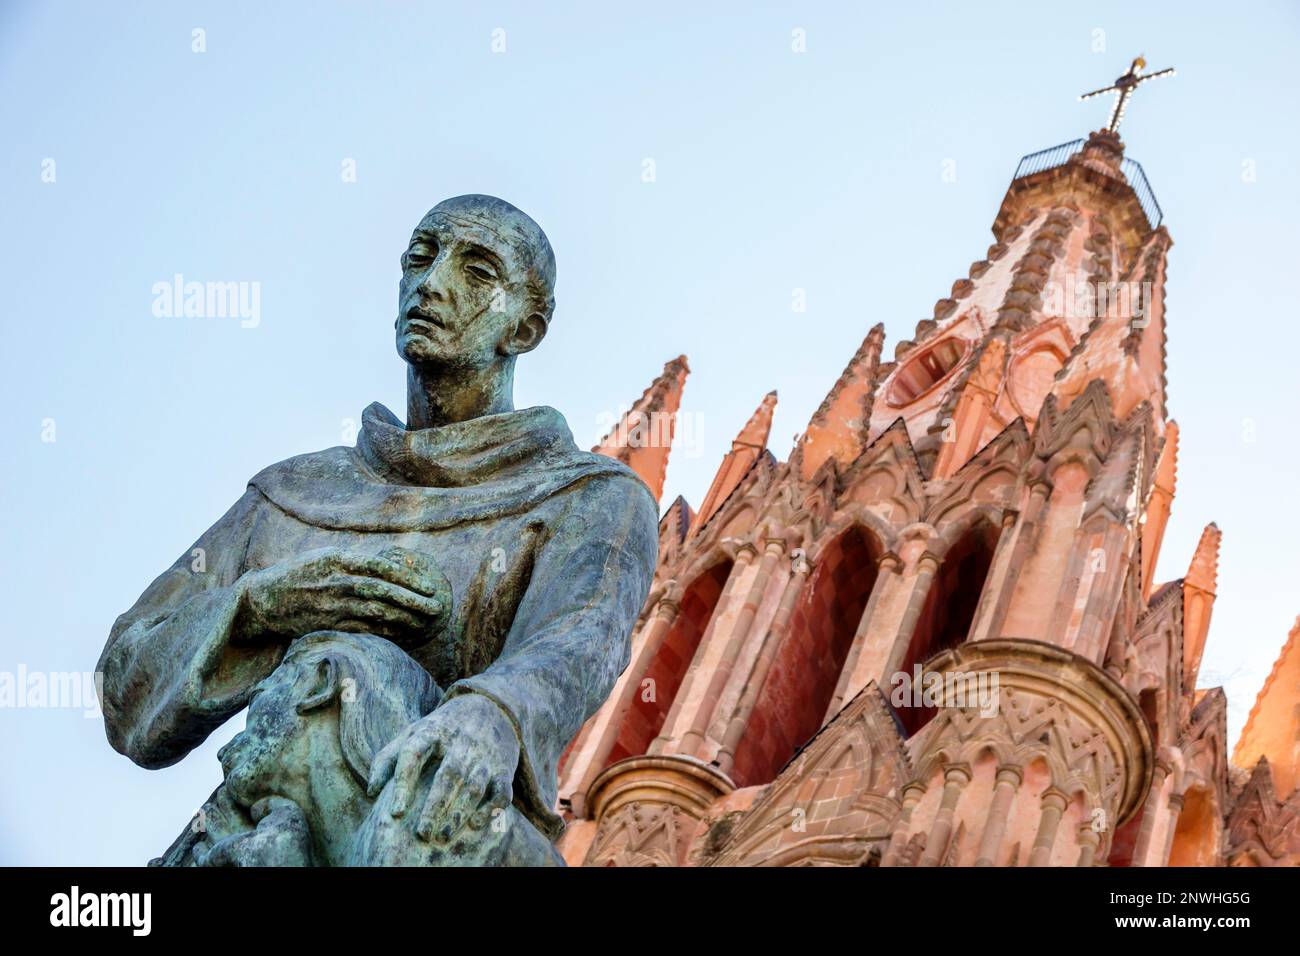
[2,1,1297,864]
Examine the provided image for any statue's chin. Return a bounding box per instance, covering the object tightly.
[397,334,439,364]
[398,338,494,375]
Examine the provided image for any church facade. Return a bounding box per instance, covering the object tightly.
[556,123,1300,867]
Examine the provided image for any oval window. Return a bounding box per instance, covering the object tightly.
[888,338,969,406]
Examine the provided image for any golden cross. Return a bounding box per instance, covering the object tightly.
[1079,56,1176,133]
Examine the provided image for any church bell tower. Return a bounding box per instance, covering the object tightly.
[555,57,1293,868]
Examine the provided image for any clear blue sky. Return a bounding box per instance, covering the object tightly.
[2,1,1297,865]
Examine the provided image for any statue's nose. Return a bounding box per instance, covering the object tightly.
[417,254,452,301]
[216,734,242,764]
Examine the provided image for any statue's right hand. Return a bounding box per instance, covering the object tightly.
[235,546,450,647]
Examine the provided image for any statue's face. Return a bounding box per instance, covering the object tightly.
[396,197,550,370]
[217,668,305,808]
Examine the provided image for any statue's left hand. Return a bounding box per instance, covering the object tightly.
[367,694,520,844]
[192,796,314,867]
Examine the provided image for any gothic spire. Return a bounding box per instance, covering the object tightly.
[591,354,689,504]
[691,389,778,535]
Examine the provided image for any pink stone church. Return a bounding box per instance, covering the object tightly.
[558,84,1300,867]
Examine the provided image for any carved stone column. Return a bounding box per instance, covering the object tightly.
[714,558,810,776]
[1159,791,1186,866]
[974,764,1024,866]
[882,551,942,678]
[652,543,757,755]
[582,755,734,867]
[918,764,971,867]
[970,481,1050,644]
[691,536,788,757]
[827,551,903,718]
[880,782,926,868]
[1076,822,1101,867]
[1028,787,1070,866]
[1131,759,1171,866]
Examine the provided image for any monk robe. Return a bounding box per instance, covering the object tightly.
[99,402,659,848]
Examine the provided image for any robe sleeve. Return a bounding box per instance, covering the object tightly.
[441,473,659,841]
[97,487,282,769]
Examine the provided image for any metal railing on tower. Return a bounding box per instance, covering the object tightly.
[1011,139,1163,230]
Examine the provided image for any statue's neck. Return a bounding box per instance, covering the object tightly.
[405,362,515,431]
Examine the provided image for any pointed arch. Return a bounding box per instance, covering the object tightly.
[604,559,733,767]
[897,516,1002,736]
[730,525,884,787]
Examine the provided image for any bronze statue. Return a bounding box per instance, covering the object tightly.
[99,196,659,866]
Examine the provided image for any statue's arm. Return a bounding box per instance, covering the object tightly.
[98,487,277,768]
[441,475,659,838]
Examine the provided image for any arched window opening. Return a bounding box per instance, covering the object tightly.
[896,520,999,736]
[603,559,733,767]
[1168,788,1218,867]
[888,338,969,406]
[730,527,881,788]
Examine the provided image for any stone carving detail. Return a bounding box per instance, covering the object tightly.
[1226,759,1300,866]
[706,684,910,867]
[917,687,1122,815]
[994,207,1078,334]
[586,802,684,868]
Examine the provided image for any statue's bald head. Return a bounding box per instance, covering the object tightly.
[422,194,556,322]
[398,195,557,386]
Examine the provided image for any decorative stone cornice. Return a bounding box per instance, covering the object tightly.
[910,638,1153,826]
[586,754,736,823]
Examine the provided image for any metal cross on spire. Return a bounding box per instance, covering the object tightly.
[1079,56,1175,133]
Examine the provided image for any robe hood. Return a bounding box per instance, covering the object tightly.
[249,402,650,530]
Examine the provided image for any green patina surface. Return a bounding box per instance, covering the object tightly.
[99,196,658,866]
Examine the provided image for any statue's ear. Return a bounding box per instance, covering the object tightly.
[506,313,548,356]
[295,658,340,715]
